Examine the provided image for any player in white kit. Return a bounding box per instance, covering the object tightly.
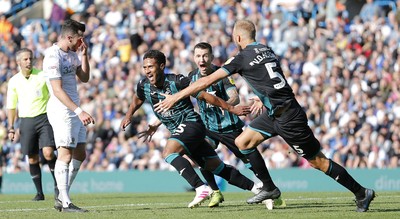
[43,19,95,213]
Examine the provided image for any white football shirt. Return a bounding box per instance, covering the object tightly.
[43,44,81,116]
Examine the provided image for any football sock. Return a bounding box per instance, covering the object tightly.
[166,153,204,188]
[0,175,2,192]
[200,167,219,190]
[325,159,364,199]
[55,160,71,207]
[47,156,57,187]
[30,163,43,194]
[68,159,82,192]
[244,162,255,172]
[214,162,254,191]
[240,148,277,191]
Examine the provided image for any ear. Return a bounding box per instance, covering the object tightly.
[160,63,165,70]
[236,34,241,43]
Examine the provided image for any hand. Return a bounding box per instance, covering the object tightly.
[137,124,159,142]
[120,116,132,131]
[228,105,251,116]
[78,111,95,126]
[154,93,176,113]
[8,129,15,141]
[250,97,264,115]
[80,38,88,55]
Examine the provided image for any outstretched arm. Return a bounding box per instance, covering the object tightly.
[120,94,144,131]
[137,118,162,142]
[197,92,250,116]
[154,68,227,112]
[249,96,264,115]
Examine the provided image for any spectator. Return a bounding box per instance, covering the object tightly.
[0,0,399,174]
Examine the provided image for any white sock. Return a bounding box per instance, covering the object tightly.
[68,159,82,192]
[55,160,72,207]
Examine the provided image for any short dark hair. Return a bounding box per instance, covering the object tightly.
[60,19,86,37]
[16,48,33,61]
[194,42,212,54]
[143,50,166,65]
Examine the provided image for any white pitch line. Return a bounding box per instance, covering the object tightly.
[0,195,397,213]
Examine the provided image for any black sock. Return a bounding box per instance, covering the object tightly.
[215,163,254,191]
[241,149,277,191]
[200,168,219,190]
[47,156,57,187]
[29,163,43,194]
[0,175,2,192]
[169,155,204,188]
[325,159,364,198]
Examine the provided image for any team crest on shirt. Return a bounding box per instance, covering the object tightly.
[227,76,235,85]
[164,88,171,95]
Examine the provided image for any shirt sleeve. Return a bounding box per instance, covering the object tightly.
[6,77,18,109]
[136,79,145,101]
[43,53,61,80]
[221,53,244,76]
[178,74,191,89]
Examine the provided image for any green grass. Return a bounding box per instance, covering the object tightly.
[0,191,399,219]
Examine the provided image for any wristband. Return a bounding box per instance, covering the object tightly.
[8,129,15,133]
[74,107,83,115]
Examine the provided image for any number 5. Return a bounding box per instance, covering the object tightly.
[265,62,285,89]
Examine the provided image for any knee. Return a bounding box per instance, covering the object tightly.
[235,135,253,150]
[162,150,170,159]
[308,153,330,172]
[58,153,73,163]
[234,136,246,150]
[42,148,55,160]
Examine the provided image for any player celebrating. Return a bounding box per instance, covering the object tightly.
[121,49,262,208]
[188,42,284,208]
[155,20,375,212]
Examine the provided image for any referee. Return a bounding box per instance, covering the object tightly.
[6,48,58,201]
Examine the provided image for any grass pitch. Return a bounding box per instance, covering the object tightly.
[0,191,399,219]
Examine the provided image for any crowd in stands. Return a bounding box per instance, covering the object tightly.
[0,0,400,174]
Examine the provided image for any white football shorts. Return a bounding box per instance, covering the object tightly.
[47,112,86,148]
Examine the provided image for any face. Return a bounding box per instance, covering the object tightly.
[68,32,84,52]
[193,48,213,75]
[17,52,33,72]
[143,58,164,86]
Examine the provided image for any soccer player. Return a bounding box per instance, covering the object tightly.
[43,19,95,213]
[155,20,375,212]
[188,42,283,208]
[120,49,262,208]
[6,48,58,201]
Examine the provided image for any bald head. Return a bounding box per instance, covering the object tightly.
[232,20,256,50]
